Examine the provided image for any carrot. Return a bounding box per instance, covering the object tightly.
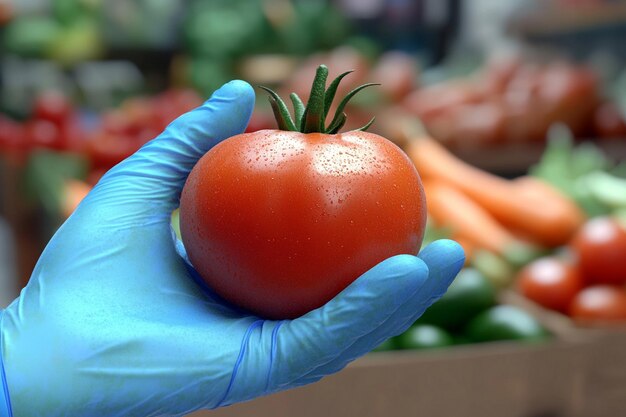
[451,236,476,265]
[424,180,517,254]
[407,136,585,247]
[62,179,92,219]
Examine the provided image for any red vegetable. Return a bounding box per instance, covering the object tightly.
[85,132,142,170]
[24,119,61,150]
[516,257,583,313]
[569,285,626,322]
[593,102,626,138]
[570,217,626,285]
[180,66,427,319]
[32,91,74,127]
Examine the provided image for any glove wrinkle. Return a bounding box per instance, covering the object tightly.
[214,320,264,408]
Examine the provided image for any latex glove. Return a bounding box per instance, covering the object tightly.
[0,81,464,417]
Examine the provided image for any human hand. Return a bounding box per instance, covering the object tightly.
[0,81,464,417]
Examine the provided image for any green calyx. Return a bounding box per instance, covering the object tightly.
[259,64,379,134]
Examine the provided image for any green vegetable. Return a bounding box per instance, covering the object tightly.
[22,150,88,236]
[578,171,626,209]
[530,124,610,217]
[465,305,549,343]
[3,17,61,57]
[395,325,453,350]
[371,337,397,352]
[46,21,104,66]
[53,0,99,26]
[416,268,496,330]
[471,250,515,289]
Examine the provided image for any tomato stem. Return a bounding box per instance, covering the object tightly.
[259,64,379,134]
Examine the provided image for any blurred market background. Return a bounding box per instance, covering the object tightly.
[1,1,626,416]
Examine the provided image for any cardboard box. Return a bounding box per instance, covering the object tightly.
[193,338,595,417]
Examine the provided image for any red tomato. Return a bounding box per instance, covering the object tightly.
[369,51,418,103]
[0,116,25,153]
[403,81,484,121]
[85,132,142,170]
[180,130,426,319]
[570,217,626,285]
[32,91,74,126]
[516,257,583,313]
[593,102,626,138]
[569,285,626,322]
[24,119,61,150]
[169,88,203,113]
[120,97,155,131]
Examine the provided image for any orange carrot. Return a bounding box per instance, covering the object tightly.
[407,136,585,247]
[424,180,517,254]
[62,179,92,218]
[452,236,476,264]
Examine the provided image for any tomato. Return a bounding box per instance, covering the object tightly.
[569,285,626,322]
[180,66,426,319]
[369,51,418,103]
[538,64,598,136]
[85,132,142,170]
[0,116,25,153]
[102,110,135,136]
[516,257,583,313]
[593,102,626,139]
[32,91,74,126]
[479,54,522,96]
[570,217,626,285]
[120,97,155,131]
[24,119,61,150]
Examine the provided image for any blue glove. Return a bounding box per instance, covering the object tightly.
[0,81,464,417]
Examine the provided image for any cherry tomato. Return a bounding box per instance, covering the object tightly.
[570,217,626,285]
[180,130,426,319]
[516,257,583,313]
[32,91,74,126]
[569,285,626,322]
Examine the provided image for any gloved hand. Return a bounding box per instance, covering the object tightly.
[0,81,464,417]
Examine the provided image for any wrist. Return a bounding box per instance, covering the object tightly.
[0,311,13,417]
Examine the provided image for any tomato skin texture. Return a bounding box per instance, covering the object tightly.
[569,285,626,322]
[180,130,426,319]
[570,217,626,285]
[516,257,583,313]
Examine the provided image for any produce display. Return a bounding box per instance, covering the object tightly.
[3,4,626,417]
[275,49,626,151]
[375,268,548,352]
[2,1,626,356]
[3,54,625,350]
[402,58,624,147]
